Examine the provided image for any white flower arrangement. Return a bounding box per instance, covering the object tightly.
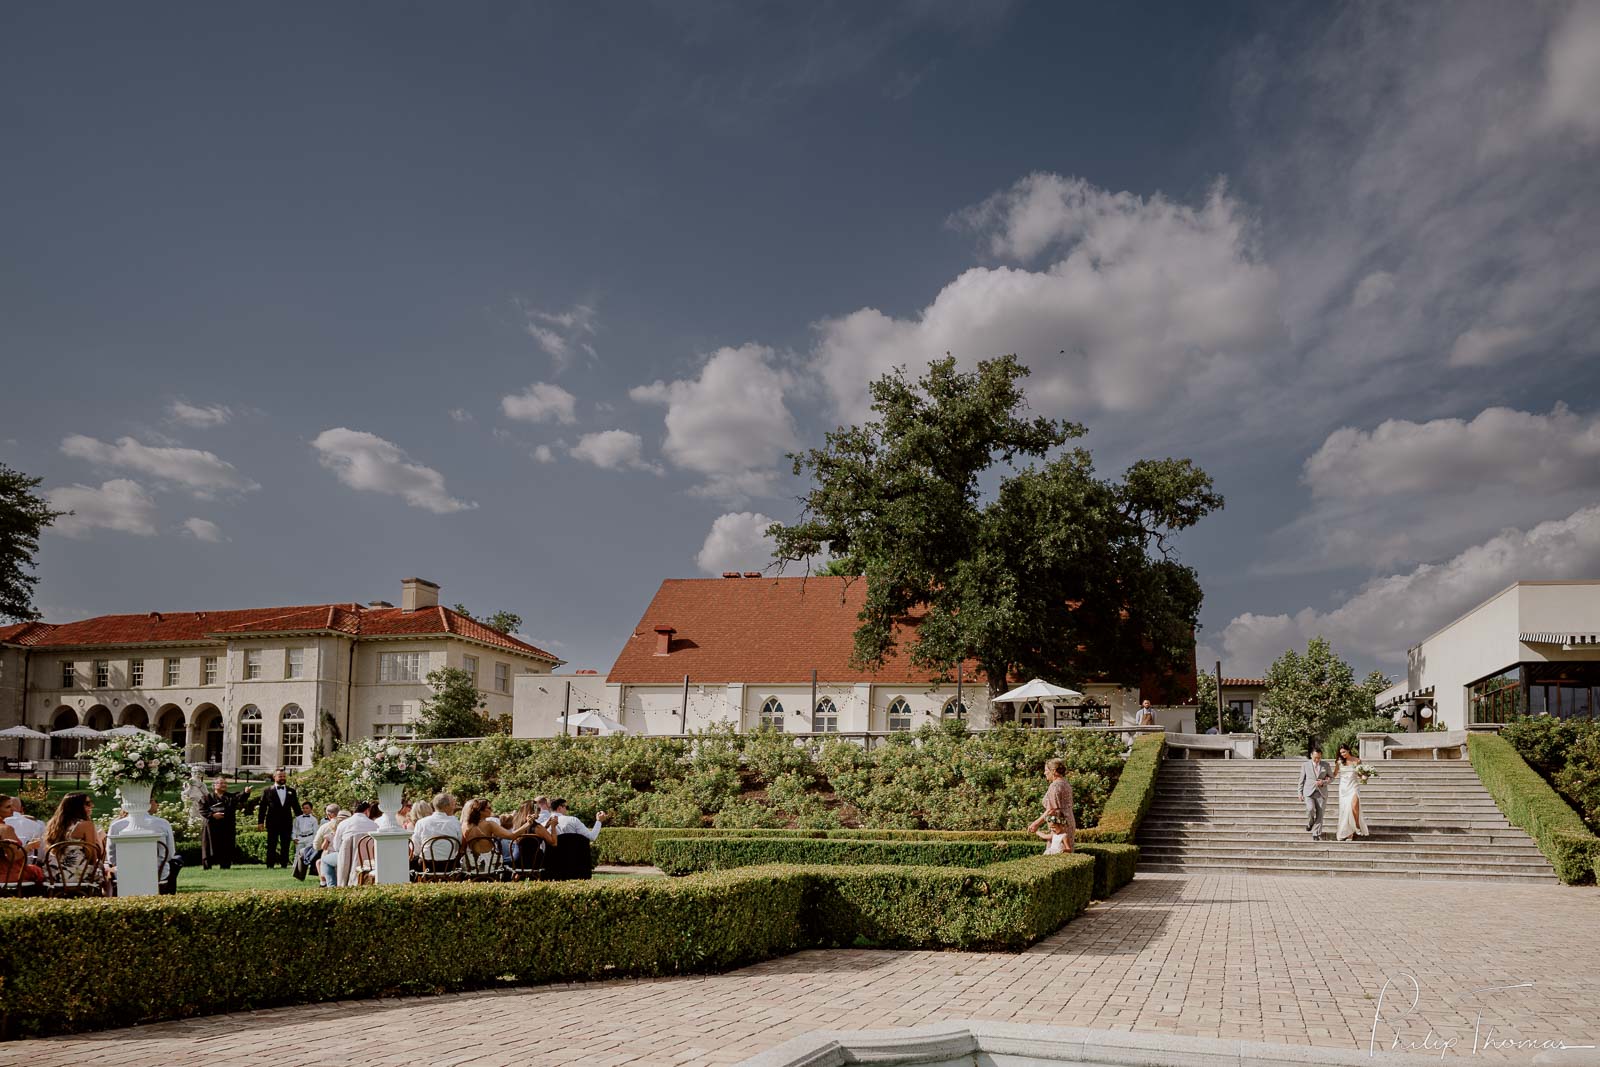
[1355,762,1379,783]
[345,738,434,793]
[89,733,188,794]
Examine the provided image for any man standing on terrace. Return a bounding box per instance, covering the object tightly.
[1027,758,1075,853]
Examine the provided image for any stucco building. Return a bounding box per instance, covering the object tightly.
[0,578,560,769]
[1380,580,1600,729]
[513,574,1193,736]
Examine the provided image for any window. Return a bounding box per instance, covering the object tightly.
[61,661,75,688]
[1018,699,1047,729]
[245,649,263,680]
[462,654,479,684]
[203,656,219,685]
[1469,667,1522,725]
[280,705,305,767]
[373,722,413,739]
[286,648,304,679]
[941,697,967,720]
[758,697,785,732]
[239,706,262,767]
[494,662,510,693]
[1227,699,1254,727]
[887,697,913,731]
[166,658,181,687]
[130,659,144,687]
[812,697,838,733]
[379,652,423,682]
[95,660,109,688]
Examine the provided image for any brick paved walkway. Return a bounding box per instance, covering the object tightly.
[8,873,1597,1066]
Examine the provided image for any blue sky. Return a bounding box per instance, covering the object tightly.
[4,2,1600,679]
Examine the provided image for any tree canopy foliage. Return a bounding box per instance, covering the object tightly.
[769,355,1222,704]
[451,604,523,636]
[1257,637,1392,757]
[415,666,497,739]
[0,464,64,622]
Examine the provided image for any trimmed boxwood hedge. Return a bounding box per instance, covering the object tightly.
[176,830,269,867]
[1469,732,1600,884]
[0,855,1092,1037]
[595,826,1041,865]
[1073,842,1139,898]
[1077,732,1164,844]
[652,836,1044,875]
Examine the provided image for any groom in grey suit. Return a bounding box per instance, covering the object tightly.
[1299,747,1331,840]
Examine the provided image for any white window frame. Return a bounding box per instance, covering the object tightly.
[378,651,423,683]
[941,696,967,719]
[130,659,144,687]
[61,661,75,688]
[165,658,181,687]
[286,647,305,679]
[280,705,305,767]
[239,706,263,767]
[95,660,110,688]
[812,697,838,733]
[494,662,510,693]
[244,649,263,680]
[463,654,479,684]
[758,697,785,732]
[203,656,219,686]
[1018,699,1046,729]
[886,697,913,732]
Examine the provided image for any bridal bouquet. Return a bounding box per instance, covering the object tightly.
[345,738,435,792]
[89,733,188,793]
[1355,762,1378,783]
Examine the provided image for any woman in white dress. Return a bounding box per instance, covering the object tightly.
[1335,744,1369,841]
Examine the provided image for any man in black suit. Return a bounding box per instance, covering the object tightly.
[256,768,301,869]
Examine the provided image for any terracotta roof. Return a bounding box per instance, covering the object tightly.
[1220,677,1266,688]
[607,577,983,685]
[0,621,56,646]
[21,603,560,662]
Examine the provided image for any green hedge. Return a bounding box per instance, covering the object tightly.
[1073,842,1139,898]
[594,826,1043,865]
[175,830,269,867]
[1469,733,1600,884]
[0,856,1092,1037]
[651,836,1043,875]
[1078,732,1164,844]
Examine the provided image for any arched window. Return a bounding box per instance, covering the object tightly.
[1018,699,1046,729]
[812,697,838,733]
[941,697,967,720]
[239,705,263,767]
[280,704,305,768]
[758,697,785,732]
[887,697,912,732]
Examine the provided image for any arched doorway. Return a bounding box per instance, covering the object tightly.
[119,704,150,730]
[49,706,79,758]
[191,704,223,765]
[83,705,112,732]
[155,705,186,751]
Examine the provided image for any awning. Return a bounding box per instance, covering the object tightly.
[1520,631,1600,650]
[1377,685,1434,710]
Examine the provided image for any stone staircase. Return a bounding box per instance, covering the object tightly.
[1136,758,1558,882]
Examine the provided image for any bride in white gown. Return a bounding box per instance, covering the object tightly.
[1335,744,1369,841]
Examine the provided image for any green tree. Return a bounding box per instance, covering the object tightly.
[1193,671,1247,733]
[1257,638,1390,757]
[415,666,495,739]
[770,355,1222,707]
[0,464,65,622]
[451,603,523,635]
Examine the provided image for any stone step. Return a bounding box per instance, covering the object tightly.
[1144,814,1514,829]
[1137,861,1559,883]
[1138,830,1543,850]
[1138,841,1549,862]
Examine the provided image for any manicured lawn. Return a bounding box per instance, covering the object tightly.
[177,866,652,893]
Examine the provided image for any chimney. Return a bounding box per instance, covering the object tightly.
[401,577,439,612]
[742,571,762,579]
[721,571,742,579]
[653,626,675,656]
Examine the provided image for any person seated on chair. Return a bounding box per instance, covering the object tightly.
[411,793,462,872]
[332,801,378,887]
[42,792,104,888]
[3,797,44,861]
[313,811,345,887]
[549,799,607,842]
[460,798,547,875]
[0,795,44,885]
[108,798,183,894]
[546,799,606,881]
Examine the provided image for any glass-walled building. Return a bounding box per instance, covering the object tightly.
[1392,581,1600,730]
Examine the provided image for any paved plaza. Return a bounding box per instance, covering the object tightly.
[9,873,1598,1066]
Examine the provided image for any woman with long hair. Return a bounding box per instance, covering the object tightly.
[1335,744,1369,841]
[460,798,550,874]
[43,791,103,890]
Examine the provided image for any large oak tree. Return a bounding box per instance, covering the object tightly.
[0,463,64,622]
[770,356,1221,706]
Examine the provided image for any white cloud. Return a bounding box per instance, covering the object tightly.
[46,480,159,538]
[1539,2,1600,141]
[448,408,474,423]
[1351,270,1395,309]
[310,428,477,514]
[501,382,578,425]
[1448,325,1532,368]
[569,430,659,473]
[815,174,1283,424]
[1215,503,1600,673]
[60,434,258,496]
[517,301,598,371]
[167,401,232,428]
[181,517,225,543]
[630,344,798,500]
[1305,404,1600,501]
[695,511,776,575]
[531,444,556,464]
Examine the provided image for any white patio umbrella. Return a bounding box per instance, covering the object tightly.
[104,724,156,736]
[0,724,49,760]
[991,678,1083,704]
[557,710,628,735]
[49,725,105,740]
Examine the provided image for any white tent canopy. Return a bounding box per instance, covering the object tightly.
[991,678,1083,704]
[558,710,628,735]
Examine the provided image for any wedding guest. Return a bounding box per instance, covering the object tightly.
[411,800,434,822]
[0,795,44,885]
[549,798,605,842]
[411,793,462,871]
[333,801,378,886]
[461,798,547,874]
[108,798,183,894]
[3,796,44,859]
[43,792,103,888]
[1025,759,1075,853]
[254,768,301,869]
[313,812,345,887]
[398,799,415,830]
[292,802,319,853]
[199,776,254,870]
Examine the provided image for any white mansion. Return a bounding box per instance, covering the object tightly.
[0,578,560,770]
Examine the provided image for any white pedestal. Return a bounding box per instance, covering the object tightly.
[112,827,161,897]
[370,827,412,885]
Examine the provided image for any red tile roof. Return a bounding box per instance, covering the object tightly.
[607,577,982,685]
[1220,677,1266,688]
[0,621,56,646]
[20,603,559,662]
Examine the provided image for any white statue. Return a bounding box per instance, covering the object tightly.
[181,767,208,830]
